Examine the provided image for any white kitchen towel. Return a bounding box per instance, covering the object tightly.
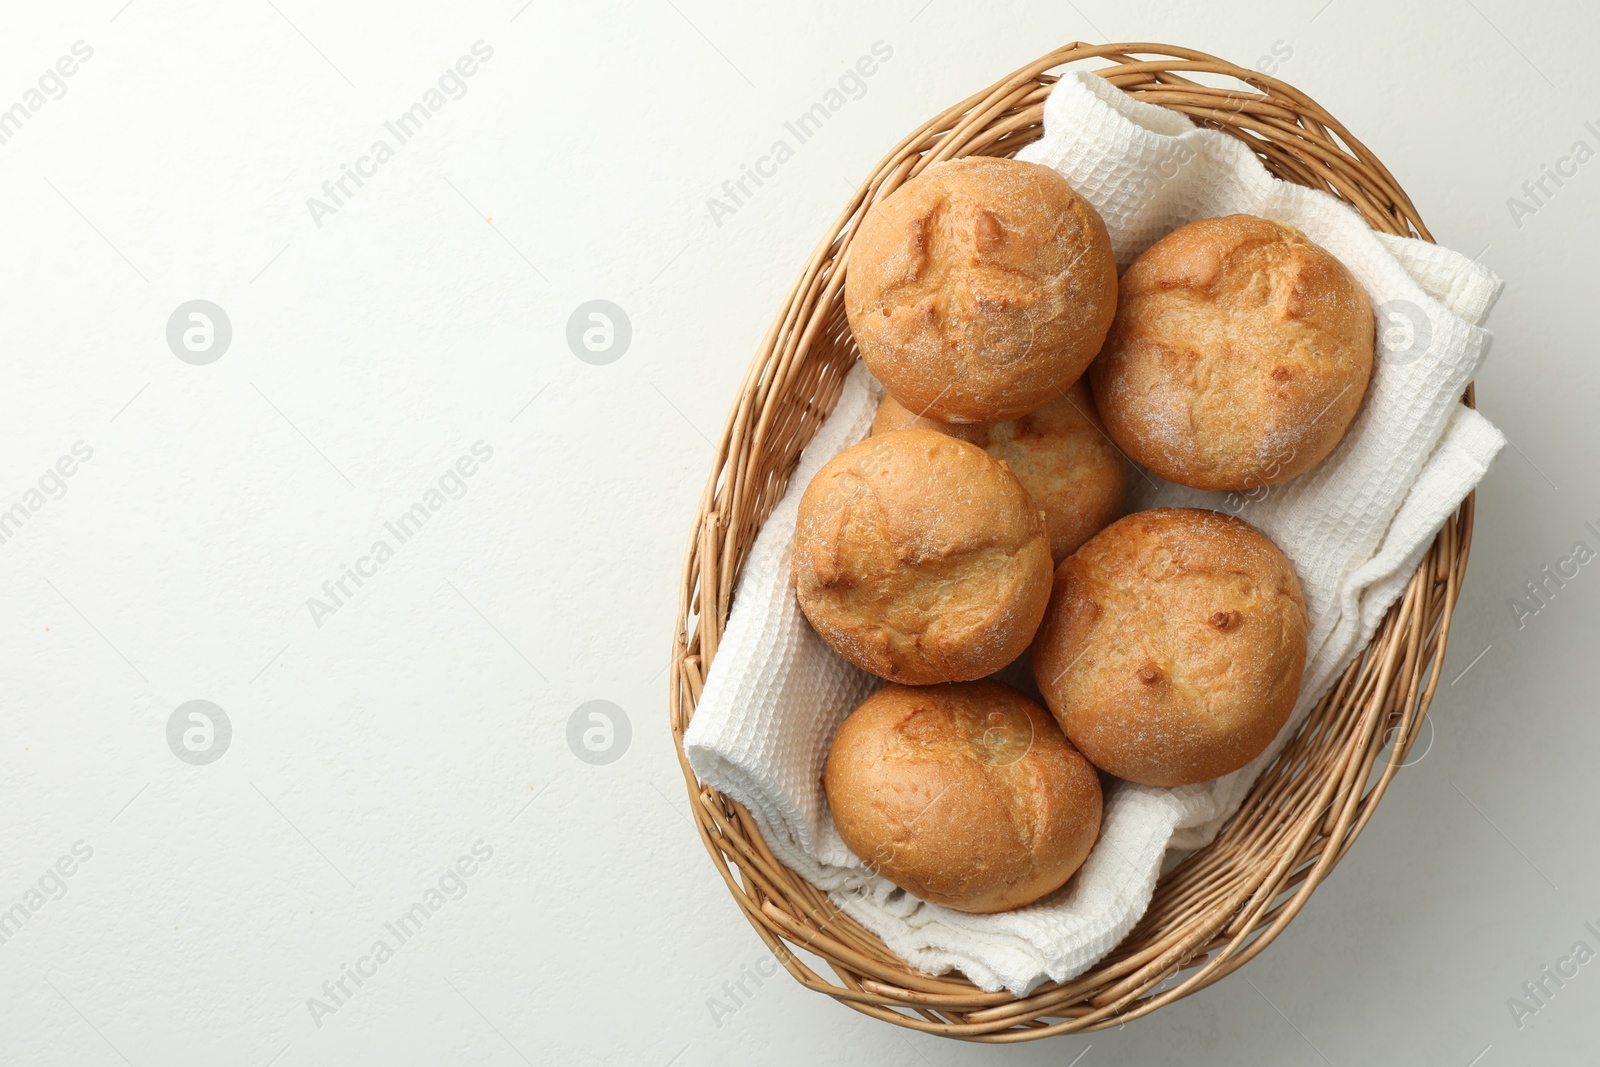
[684,65,1505,996]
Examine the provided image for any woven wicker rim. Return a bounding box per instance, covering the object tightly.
[669,41,1475,1040]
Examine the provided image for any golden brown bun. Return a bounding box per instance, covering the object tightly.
[1031,508,1308,787]
[792,428,1053,685]
[824,680,1103,914]
[844,157,1117,424]
[1090,214,1375,490]
[871,380,1128,563]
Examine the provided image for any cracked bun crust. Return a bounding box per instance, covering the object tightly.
[792,428,1053,685]
[1031,508,1308,788]
[844,156,1117,424]
[1090,214,1375,491]
[871,380,1128,564]
[823,680,1103,914]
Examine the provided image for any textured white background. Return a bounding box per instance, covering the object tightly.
[0,1,1594,1064]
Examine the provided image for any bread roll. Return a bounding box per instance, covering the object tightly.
[792,428,1052,685]
[824,680,1103,913]
[1031,508,1308,787]
[871,380,1127,563]
[844,156,1117,423]
[1090,214,1374,490]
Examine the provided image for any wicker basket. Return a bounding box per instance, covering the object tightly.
[668,41,1474,1040]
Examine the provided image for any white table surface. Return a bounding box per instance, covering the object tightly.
[1,1,1595,1063]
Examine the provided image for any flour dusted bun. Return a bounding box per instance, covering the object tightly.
[1091,214,1375,490]
[871,379,1127,563]
[1032,508,1308,788]
[792,428,1052,685]
[824,680,1103,913]
[844,156,1117,423]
